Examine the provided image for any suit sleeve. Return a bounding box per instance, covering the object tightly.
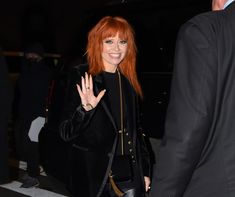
[152,20,217,196]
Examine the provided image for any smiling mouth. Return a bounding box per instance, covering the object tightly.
[109,53,121,58]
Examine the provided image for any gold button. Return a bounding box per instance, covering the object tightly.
[128,141,131,145]
[129,149,133,152]
[126,132,129,136]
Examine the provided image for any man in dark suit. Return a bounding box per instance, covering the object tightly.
[150,0,235,196]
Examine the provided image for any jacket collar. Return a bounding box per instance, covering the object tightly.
[225,0,235,10]
[224,0,234,9]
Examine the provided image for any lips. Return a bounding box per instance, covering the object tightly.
[109,53,121,58]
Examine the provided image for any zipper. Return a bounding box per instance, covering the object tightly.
[117,69,124,155]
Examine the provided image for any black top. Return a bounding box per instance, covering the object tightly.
[102,71,141,187]
[102,71,121,130]
[103,71,133,155]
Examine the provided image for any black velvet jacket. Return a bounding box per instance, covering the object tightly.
[60,64,150,197]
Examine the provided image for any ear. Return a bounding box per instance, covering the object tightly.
[212,0,228,10]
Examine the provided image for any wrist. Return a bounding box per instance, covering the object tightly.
[82,103,94,111]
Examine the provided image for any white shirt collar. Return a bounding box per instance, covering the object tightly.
[223,0,234,9]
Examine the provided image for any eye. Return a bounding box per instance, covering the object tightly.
[120,40,127,44]
[104,39,113,44]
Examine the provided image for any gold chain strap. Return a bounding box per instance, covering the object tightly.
[117,69,124,155]
[109,174,125,197]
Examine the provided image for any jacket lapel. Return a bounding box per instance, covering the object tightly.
[93,74,117,131]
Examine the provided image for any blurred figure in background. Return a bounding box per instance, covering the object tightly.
[14,43,51,188]
[0,46,13,184]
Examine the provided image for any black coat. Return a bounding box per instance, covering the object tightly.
[60,64,150,197]
[151,2,235,197]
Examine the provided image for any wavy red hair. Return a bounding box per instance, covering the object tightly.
[86,16,142,98]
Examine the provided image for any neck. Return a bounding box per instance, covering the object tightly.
[104,65,118,73]
[212,0,228,10]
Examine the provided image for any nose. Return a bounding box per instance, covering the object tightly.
[114,43,120,51]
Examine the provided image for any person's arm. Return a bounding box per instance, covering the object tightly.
[138,126,151,192]
[137,98,151,191]
[59,67,95,142]
[152,18,217,196]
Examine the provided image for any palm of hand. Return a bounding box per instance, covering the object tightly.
[77,72,106,110]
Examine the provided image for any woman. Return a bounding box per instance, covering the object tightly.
[60,16,151,197]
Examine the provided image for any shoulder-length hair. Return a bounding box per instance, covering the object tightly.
[86,16,143,98]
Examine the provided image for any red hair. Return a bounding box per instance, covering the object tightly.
[86,16,143,98]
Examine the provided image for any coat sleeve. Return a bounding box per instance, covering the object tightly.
[136,97,151,178]
[152,18,217,196]
[138,126,151,177]
[59,66,95,142]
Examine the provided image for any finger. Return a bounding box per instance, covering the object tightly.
[76,84,85,103]
[81,76,86,92]
[76,84,82,95]
[96,89,106,102]
[146,184,149,192]
[89,74,93,90]
[146,183,150,192]
[85,72,89,89]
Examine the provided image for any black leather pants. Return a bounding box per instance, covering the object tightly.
[123,188,137,197]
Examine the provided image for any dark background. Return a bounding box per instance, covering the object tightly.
[0,0,210,62]
[2,0,211,138]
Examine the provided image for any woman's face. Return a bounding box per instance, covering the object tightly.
[102,33,128,72]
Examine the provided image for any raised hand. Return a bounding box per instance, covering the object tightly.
[77,72,106,111]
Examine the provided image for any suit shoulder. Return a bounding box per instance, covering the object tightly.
[190,11,220,26]
[178,11,219,41]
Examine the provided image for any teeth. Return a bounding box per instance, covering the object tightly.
[109,53,120,58]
